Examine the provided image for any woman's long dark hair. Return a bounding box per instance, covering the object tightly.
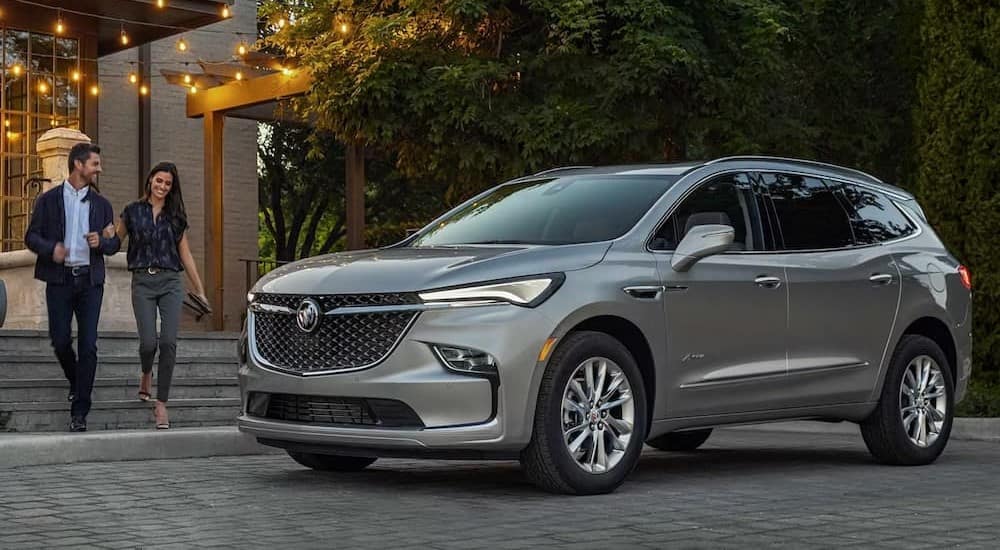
[143,161,187,229]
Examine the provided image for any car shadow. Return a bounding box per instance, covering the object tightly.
[259,444,880,497]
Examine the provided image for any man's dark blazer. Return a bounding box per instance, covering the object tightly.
[24,183,122,286]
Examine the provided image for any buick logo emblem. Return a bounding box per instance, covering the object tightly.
[296,298,321,333]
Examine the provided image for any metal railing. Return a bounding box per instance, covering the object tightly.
[240,258,291,303]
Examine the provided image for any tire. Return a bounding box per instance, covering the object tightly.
[646,428,713,452]
[860,335,954,465]
[520,331,648,495]
[286,451,377,471]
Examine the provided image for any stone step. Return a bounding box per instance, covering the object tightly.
[0,329,239,357]
[0,355,238,379]
[0,398,241,432]
[0,377,239,403]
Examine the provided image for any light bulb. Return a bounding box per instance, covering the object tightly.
[177,38,188,52]
[129,72,138,84]
[235,71,243,81]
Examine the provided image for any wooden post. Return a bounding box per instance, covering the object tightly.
[203,112,225,330]
[346,143,366,250]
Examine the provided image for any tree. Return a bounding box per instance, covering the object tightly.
[913,0,1000,374]
[258,122,347,262]
[261,0,798,200]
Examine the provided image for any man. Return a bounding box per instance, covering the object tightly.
[25,142,120,432]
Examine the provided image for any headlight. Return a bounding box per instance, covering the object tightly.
[418,274,564,308]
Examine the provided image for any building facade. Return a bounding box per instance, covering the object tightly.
[0,0,257,332]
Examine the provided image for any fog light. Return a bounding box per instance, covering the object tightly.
[431,344,497,375]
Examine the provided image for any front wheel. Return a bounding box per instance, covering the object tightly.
[860,335,954,465]
[286,451,377,471]
[520,331,648,495]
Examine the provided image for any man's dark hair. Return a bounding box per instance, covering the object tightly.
[68,142,101,174]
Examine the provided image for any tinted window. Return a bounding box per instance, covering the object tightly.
[765,173,854,250]
[409,175,677,246]
[837,182,916,244]
[651,173,760,251]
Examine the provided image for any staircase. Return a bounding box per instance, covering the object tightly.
[0,329,241,432]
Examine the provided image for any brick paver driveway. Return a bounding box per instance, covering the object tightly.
[2,428,998,549]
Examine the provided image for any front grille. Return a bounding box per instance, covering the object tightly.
[250,392,423,428]
[251,293,419,374]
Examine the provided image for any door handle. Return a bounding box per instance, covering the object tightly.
[623,286,665,300]
[754,276,782,289]
[869,273,893,285]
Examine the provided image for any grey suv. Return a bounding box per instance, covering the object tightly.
[238,156,972,494]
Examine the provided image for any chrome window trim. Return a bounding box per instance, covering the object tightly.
[645,168,921,256]
[247,310,420,377]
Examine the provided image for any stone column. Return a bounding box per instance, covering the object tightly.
[35,127,91,192]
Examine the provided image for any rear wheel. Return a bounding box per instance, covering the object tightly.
[520,331,648,495]
[646,429,713,451]
[860,335,954,465]
[286,451,377,471]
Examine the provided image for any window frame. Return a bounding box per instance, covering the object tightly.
[757,170,923,253]
[648,168,923,255]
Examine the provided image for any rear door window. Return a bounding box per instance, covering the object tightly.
[764,173,854,250]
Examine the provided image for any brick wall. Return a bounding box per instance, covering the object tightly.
[98,0,258,332]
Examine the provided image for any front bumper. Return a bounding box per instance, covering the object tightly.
[237,302,555,454]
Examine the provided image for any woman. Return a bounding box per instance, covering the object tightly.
[113,162,209,429]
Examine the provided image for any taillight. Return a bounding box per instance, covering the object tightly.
[958,265,972,290]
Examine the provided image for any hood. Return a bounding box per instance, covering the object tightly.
[254,242,611,295]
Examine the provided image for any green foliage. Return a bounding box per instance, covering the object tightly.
[913,1,1000,376]
[957,371,1000,418]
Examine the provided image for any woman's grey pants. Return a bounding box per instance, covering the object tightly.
[131,270,183,402]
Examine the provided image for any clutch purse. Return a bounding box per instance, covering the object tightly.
[183,292,213,321]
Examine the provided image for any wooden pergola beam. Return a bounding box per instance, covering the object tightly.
[187,69,313,118]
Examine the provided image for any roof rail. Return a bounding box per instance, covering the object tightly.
[532,166,593,177]
[705,156,883,184]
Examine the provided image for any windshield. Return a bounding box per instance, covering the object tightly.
[408,175,678,247]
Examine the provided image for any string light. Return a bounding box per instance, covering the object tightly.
[129,72,138,84]
[235,71,243,81]
[90,84,100,96]
[11,64,23,77]
[183,73,192,84]
[237,43,248,56]
[3,119,9,128]
[176,37,188,52]
[55,10,65,34]
[277,17,287,29]
[189,85,198,94]
[37,80,49,94]
[71,70,81,82]
[339,22,349,34]
[120,24,129,46]
[221,5,231,18]
[140,84,149,95]
[157,0,166,7]
[281,67,292,76]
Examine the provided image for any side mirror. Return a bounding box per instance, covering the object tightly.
[670,224,734,272]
